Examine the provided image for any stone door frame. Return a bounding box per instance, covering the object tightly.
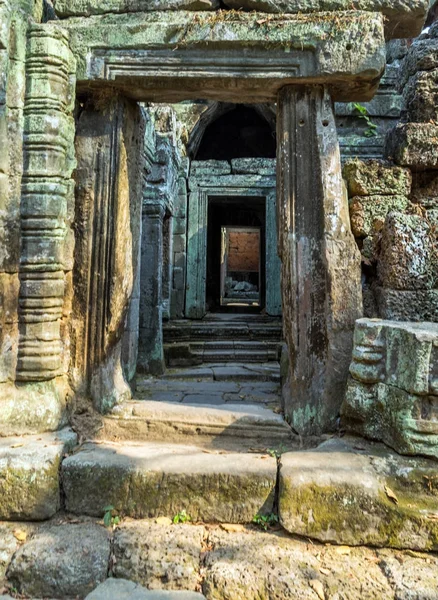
[185,184,281,319]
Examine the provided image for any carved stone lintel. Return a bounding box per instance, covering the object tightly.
[16,25,76,382]
[277,85,362,435]
[61,11,386,103]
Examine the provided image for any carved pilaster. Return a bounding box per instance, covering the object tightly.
[138,200,166,375]
[277,85,362,435]
[17,25,76,382]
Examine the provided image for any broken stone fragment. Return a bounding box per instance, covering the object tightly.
[342,319,438,459]
[385,123,438,169]
[6,523,110,598]
[343,159,412,197]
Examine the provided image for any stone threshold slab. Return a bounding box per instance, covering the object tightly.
[58,11,386,102]
[62,440,277,522]
[98,399,292,445]
[279,436,438,551]
[0,428,77,521]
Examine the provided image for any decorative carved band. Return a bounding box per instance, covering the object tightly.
[16,24,76,382]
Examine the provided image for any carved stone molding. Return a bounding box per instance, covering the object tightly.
[277,85,362,435]
[16,25,76,382]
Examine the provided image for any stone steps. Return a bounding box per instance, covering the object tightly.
[165,342,280,366]
[163,316,283,366]
[62,440,278,523]
[97,399,292,446]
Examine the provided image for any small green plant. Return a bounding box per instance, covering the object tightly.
[353,102,378,138]
[252,513,279,531]
[173,509,191,524]
[103,505,121,528]
[267,444,287,459]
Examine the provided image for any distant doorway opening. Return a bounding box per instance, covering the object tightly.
[220,227,261,308]
[206,196,265,313]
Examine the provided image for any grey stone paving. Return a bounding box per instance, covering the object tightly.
[86,579,206,600]
[135,363,281,408]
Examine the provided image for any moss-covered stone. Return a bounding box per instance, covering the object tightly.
[349,194,409,238]
[0,428,77,520]
[279,437,438,550]
[343,159,411,197]
[62,441,277,523]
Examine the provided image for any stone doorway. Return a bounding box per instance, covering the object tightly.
[208,198,265,313]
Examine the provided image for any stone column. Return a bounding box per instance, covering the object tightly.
[17,25,76,383]
[138,202,166,375]
[277,85,362,435]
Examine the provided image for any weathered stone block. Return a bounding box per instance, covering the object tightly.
[279,437,438,550]
[173,233,186,254]
[349,194,409,238]
[0,378,69,436]
[401,39,438,88]
[404,68,438,123]
[376,287,438,321]
[222,0,428,39]
[0,428,76,520]
[343,159,411,197]
[62,441,277,522]
[386,123,438,169]
[342,319,438,459]
[113,521,205,590]
[378,212,438,290]
[7,523,110,598]
[190,160,230,177]
[231,157,276,176]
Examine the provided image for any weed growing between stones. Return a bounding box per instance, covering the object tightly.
[353,102,378,137]
[173,509,192,524]
[252,513,279,531]
[103,505,121,528]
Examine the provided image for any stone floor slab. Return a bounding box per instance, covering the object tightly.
[0,428,77,521]
[279,436,438,550]
[86,578,206,600]
[62,441,277,523]
[6,523,110,598]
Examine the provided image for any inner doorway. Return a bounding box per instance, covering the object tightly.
[206,195,266,313]
[221,227,261,308]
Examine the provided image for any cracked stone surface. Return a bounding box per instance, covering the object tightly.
[1,519,438,599]
[112,521,206,590]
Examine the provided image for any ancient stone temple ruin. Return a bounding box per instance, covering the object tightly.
[1,0,438,597]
